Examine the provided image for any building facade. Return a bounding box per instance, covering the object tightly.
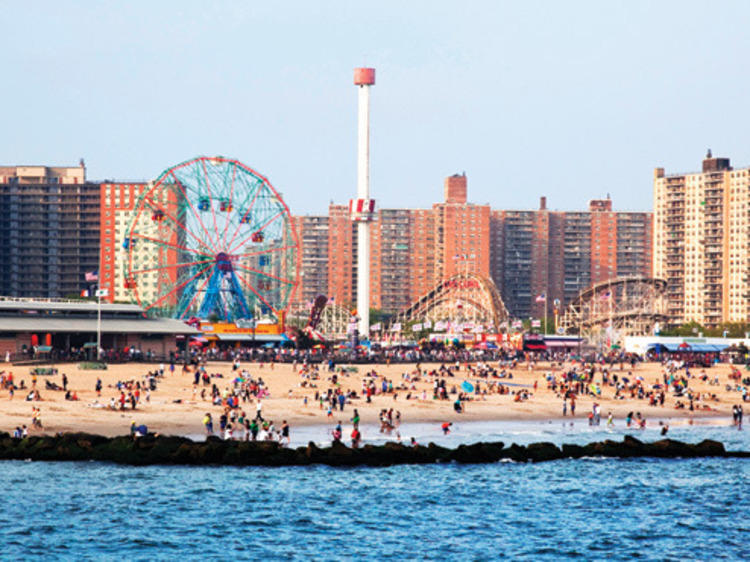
[0,163,99,298]
[100,182,149,303]
[654,152,749,326]
[293,176,653,320]
[489,198,651,320]
[292,214,330,305]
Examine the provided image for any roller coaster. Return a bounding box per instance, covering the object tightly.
[393,273,510,331]
[558,276,668,342]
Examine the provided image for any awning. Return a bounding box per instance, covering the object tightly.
[214,333,284,342]
[545,340,581,348]
[659,343,728,352]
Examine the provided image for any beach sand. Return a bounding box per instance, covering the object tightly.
[1,358,744,438]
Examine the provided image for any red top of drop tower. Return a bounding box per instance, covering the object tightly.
[354,68,375,85]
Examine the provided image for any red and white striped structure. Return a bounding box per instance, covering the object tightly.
[351,67,376,337]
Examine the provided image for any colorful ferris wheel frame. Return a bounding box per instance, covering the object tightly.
[122,156,300,322]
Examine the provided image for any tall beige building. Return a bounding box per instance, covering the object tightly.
[654,152,750,326]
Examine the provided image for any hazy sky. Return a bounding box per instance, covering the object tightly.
[3,1,750,214]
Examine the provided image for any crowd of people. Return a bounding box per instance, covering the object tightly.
[2,343,748,447]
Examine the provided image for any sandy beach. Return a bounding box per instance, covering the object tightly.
[1,358,745,438]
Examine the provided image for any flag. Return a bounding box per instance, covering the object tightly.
[85,271,99,282]
[80,289,89,297]
[370,323,381,331]
[412,323,422,332]
[535,293,546,303]
[531,319,541,328]
[328,297,335,304]
[390,322,402,332]
[95,288,109,298]
[600,291,611,300]
[512,320,523,329]
[423,320,432,329]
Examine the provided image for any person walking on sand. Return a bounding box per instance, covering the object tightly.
[203,413,213,435]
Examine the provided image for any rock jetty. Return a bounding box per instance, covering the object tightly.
[0,433,747,466]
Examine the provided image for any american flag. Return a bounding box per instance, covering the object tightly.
[535,293,546,302]
[85,271,98,282]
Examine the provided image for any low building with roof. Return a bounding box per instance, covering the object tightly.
[0,297,198,357]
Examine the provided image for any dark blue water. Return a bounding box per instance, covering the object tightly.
[2,454,748,560]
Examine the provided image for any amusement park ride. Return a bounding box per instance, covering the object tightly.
[122,156,299,338]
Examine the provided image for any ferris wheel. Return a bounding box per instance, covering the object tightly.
[122,156,299,322]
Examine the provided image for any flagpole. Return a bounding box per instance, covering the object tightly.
[97,282,101,361]
[544,294,548,335]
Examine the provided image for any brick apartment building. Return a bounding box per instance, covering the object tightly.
[294,174,653,318]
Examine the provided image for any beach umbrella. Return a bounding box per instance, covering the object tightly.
[461,381,474,393]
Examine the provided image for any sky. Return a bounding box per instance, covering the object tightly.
[3,1,750,214]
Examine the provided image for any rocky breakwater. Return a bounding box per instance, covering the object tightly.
[0,433,747,467]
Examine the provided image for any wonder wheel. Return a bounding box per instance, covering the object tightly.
[122,156,299,321]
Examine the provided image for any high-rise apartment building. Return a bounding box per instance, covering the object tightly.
[491,198,652,319]
[654,152,749,326]
[100,182,149,303]
[293,214,330,304]
[371,209,413,312]
[294,175,652,319]
[432,174,491,281]
[327,204,357,306]
[0,163,99,298]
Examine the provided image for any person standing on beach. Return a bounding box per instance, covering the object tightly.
[350,409,360,430]
[203,413,213,435]
[562,399,567,417]
[281,420,290,446]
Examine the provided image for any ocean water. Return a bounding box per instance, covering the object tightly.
[281,416,750,451]
[2,425,749,560]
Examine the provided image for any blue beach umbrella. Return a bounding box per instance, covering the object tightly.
[461,381,474,393]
